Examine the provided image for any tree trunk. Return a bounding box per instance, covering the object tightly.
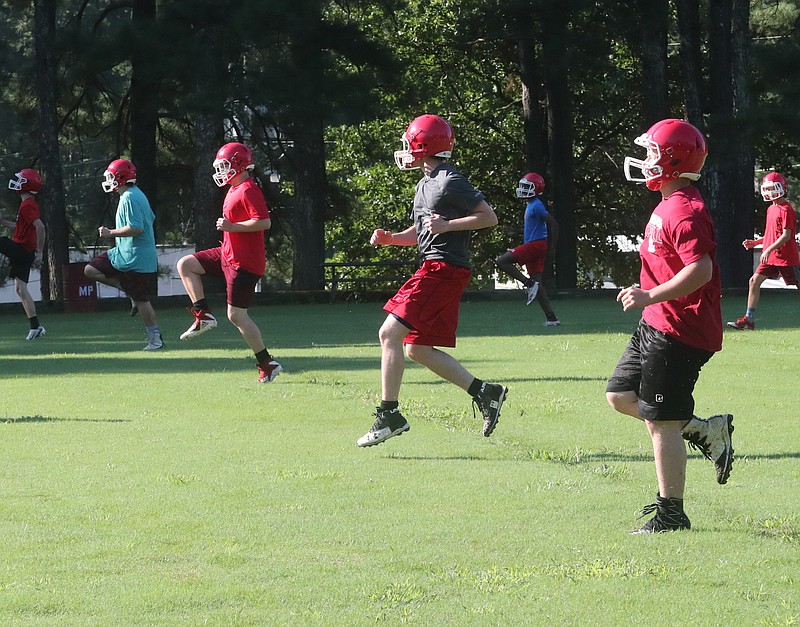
[517,34,547,174]
[34,0,68,302]
[288,12,327,291]
[130,0,160,218]
[730,0,755,285]
[191,25,226,253]
[639,0,670,125]
[706,0,737,288]
[676,0,704,127]
[290,118,327,291]
[541,4,577,289]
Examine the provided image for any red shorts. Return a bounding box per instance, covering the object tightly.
[88,252,157,302]
[754,263,800,286]
[384,260,472,348]
[193,247,261,309]
[509,240,548,275]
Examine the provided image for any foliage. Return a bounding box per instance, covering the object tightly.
[2,1,800,288]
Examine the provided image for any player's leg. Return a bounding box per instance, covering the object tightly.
[405,344,473,391]
[176,253,206,302]
[15,277,45,340]
[646,419,687,500]
[496,250,533,287]
[178,252,218,340]
[226,265,282,384]
[84,257,122,289]
[379,314,410,402]
[727,272,767,329]
[357,314,411,447]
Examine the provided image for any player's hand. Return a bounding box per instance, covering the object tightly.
[424,212,450,234]
[742,239,756,250]
[617,285,651,312]
[760,249,770,264]
[370,229,393,246]
[98,226,112,238]
[33,252,43,269]
[216,217,231,231]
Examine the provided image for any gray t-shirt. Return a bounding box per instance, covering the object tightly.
[412,163,485,269]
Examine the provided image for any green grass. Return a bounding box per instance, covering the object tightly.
[1,292,798,625]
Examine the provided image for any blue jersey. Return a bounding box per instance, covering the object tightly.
[107,185,157,273]
[523,198,549,243]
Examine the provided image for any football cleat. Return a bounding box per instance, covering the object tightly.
[143,333,164,351]
[631,496,691,534]
[682,414,734,485]
[26,326,46,341]
[473,382,508,437]
[726,317,754,330]
[526,282,539,305]
[357,408,410,447]
[544,318,561,327]
[180,309,218,340]
[257,359,283,383]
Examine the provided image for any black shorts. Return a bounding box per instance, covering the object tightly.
[88,252,157,302]
[0,236,35,283]
[606,320,714,421]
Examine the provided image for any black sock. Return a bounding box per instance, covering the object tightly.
[546,312,558,321]
[29,316,40,329]
[192,299,209,312]
[254,349,271,364]
[468,378,483,397]
[380,400,399,411]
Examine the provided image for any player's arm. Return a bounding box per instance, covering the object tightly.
[217,217,271,232]
[425,199,498,234]
[760,228,792,263]
[99,224,143,238]
[617,254,713,311]
[742,237,763,249]
[371,225,417,246]
[33,218,45,264]
[0,217,15,229]
[543,212,559,258]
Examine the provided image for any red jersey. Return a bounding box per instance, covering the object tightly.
[640,185,722,352]
[13,196,41,252]
[221,178,270,276]
[763,200,800,266]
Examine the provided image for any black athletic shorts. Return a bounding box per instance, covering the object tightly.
[0,236,35,283]
[606,319,714,422]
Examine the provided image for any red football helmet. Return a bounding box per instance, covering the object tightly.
[213,142,255,187]
[516,172,545,199]
[394,114,455,170]
[761,172,787,201]
[102,159,137,193]
[624,119,708,191]
[8,168,42,194]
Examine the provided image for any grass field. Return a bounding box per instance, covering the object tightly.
[1,292,798,625]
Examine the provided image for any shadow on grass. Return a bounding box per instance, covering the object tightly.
[2,415,131,424]
[0,355,382,378]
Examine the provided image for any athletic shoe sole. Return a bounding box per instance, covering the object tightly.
[357,423,410,447]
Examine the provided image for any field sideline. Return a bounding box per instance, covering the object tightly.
[1,294,798,625]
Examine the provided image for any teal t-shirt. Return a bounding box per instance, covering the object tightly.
[107,186,157,272]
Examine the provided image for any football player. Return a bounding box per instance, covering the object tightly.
[495,171,560,325]
[727,171,800,330]
[358,114,509,447]
[607,119,734,533]
[2,168,46,340]
[85,159,163,351]
[176,142,282,384]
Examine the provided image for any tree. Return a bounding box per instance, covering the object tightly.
[34,0,69,301]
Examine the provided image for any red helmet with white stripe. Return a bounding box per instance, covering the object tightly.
[761,172,787,201]
[624,119,708,191]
